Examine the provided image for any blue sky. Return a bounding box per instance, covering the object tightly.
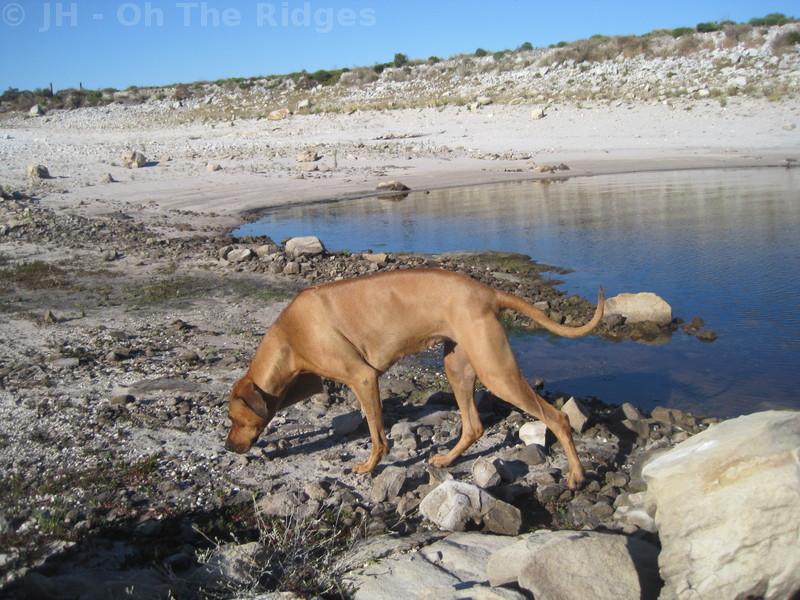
[1,1,797,91]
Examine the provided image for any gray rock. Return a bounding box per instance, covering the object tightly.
[561,397,589,433]
[206,162,222,172]
[26,164,50,179]
[642,410,800,600]
[517,531,661,600]
[124,151,147,169]
[226,248,253,263]
[372,466,407,502]
[192,541,261,587]
[254,244,277,257]
[99,173,116,184]
[472,457,502,488]
[605,292,672,325]
[376,180,410,192]
[296,149,321,162]
[256,491,300,517]
[283,261,301,275]
[332,410,363,436]
[518,420,547,447]
[419,480,521,535]
[353,553,460,600]
[285,236,325,258]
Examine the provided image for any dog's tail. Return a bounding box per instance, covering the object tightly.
[495,288,605,338]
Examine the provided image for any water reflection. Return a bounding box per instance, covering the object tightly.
[237,169,800,417]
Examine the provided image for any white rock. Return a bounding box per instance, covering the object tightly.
[206,162,222,172]
[284,236,325,258]
[561,397,589,433]
[472,457,502,488]
[643,410,800,600]
[604,292,672,325]
[29,104,45,116]
[516,531,660,600]
[226,248,252,263]
[419,480,521,535]
[267,107,291,120]
[296,149,321,163]
[519,421,547,446]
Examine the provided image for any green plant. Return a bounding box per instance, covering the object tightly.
[671,27,694,38]
[696,21,722,32]
[749,13,795,26]
[773,29,800,50]
[393,52,409,67]
[474,47,488,57]
[427,55,441,64]
[518,41,534,51]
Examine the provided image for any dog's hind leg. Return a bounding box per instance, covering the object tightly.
[429,341,484,467]
[458,316,586,489]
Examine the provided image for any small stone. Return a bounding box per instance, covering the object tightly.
[29,104,45,116]
[362,252,388,265]
[285,236,325,258]
[472,457,502,488]
[561,397,589,433]
[124,151,147,169]
[26,164,50,179]
[519,421,547,447]
[99,173,116,184]
[376,180,410,192]
[296,149,321,163]
[254,244,277,257]
[371,466,407,502]
[43,309,59,323]
[267,107,291,120]
[178,350,200,363]
[332,410,363,436]
[227,248,253,263]
[206,163,222,172]
[696,330,718,342]
[102,249,119,261]
[283,261,301,275]
[218,245,234,260]
[111,394,135,406]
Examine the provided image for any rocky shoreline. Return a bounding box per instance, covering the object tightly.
[0,187,730,598]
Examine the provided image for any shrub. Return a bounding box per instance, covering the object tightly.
[393,52,408,67]
[749,13,795,27]
[474,48,488,57]
[773,29,800,51]
[427,56,441,64]
[671,27,694,38]
[518,41,533,51]
[696,21,722,33]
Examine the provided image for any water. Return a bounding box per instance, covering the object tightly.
[236,169,800,417]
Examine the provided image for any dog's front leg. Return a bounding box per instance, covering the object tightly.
[348,371,389,474]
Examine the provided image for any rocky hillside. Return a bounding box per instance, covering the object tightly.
[3,20,799,124]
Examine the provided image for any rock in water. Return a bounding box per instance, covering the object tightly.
[642,410,800,600]
[605,292,672,325]
[376,180,410,192]
[285,236,325,258]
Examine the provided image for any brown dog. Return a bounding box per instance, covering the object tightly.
[226,268,604,489]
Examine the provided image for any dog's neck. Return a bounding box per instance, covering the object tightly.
[247,329,295,396]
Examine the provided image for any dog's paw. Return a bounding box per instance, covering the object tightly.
[427,453,452,468]
[353,459,377,474]
[566,470,585,490]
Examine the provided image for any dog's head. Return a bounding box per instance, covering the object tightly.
[224,377,278,453]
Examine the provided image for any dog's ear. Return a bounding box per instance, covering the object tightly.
[239,382,271,420]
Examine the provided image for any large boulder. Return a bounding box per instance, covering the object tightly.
[284,236,325,258]
[642,410,800,599]
[419,480,521,535]
[605,292,672,325]
[487,530,660,599]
